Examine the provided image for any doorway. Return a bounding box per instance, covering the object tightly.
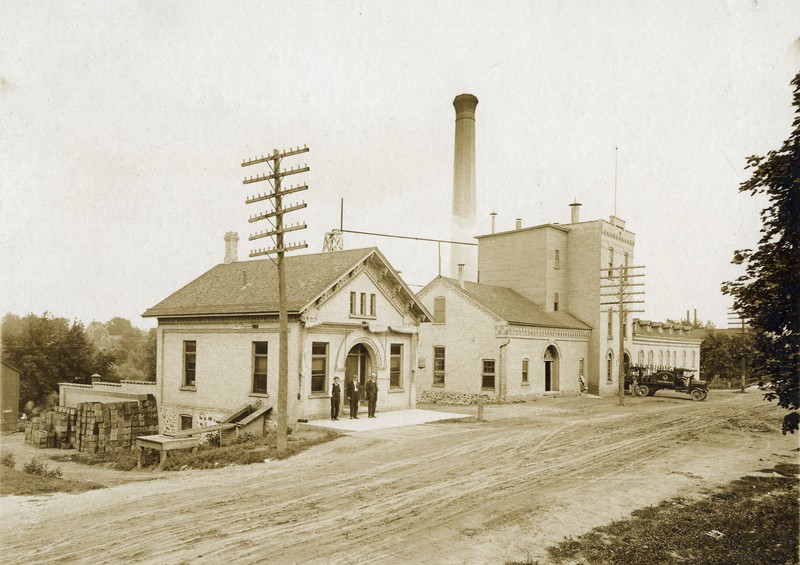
[543,346,559,392]
[345,343,372,401]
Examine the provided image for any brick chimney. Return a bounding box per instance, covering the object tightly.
[224,232,239,264]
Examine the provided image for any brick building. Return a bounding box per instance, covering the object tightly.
[143,243,430,433]
[416,207,701,399]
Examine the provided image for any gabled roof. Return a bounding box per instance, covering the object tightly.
[425,277,590,330]
[143,247,430,321]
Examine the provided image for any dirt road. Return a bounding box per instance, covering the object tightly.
[1,390,796,564]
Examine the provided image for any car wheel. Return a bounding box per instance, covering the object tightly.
[636,385,650,397]
[691,389,705,401]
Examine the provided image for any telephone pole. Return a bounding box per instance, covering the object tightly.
[601,264,645,405]
[242,145,309,453]
[727,308,749,392]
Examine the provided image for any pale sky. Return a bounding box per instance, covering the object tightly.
[2,1,798,331]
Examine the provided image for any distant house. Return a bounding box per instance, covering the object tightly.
[143,242,431,433]
[1,361,21,431]
[417,276,591,401]
[86,321,121,350]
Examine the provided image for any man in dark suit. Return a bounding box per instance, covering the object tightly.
[346,375,360,419]
[330,377,341,421]
[366,375,378,418]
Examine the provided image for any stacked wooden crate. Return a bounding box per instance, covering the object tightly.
[25,395,159,453]
[24,416,53,448]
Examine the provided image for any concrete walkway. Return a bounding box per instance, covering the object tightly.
[304,408,469,433]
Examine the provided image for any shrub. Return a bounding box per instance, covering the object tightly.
[0,451,15,469]
[23,458,63,479]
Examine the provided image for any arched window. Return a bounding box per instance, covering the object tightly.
[433,297,446,324]
[658,350,663,366]
[647,350,654,367]
[608,247,614,276]
[691,351,696,368]
[682,350,687,367]
[607,351,614,383]
[638,350,645,365]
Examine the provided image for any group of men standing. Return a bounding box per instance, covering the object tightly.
[330,375,378,420]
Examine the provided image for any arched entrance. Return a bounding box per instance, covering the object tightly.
[543,346,559,392]
[345,343,373,402]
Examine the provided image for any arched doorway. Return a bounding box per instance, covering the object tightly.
[345,343,373,402]
[543,346,559,392]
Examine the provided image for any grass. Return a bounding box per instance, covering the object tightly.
[0,465,104,496]
[50,428,343,472]
[533,463,799,565]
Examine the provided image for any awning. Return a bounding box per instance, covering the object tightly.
[388,325,417,334]
[366,322,389,333]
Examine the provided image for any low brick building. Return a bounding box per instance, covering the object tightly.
[417,276,590,402]
[143,243,430,433]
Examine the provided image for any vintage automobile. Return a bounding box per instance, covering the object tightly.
[635,368,708,401]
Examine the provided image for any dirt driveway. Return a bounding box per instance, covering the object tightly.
[1,390,796,564]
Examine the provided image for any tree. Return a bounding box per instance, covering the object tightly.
[722,72,800,434]
[1,313,101,412]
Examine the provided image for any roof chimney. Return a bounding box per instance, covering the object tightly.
[458,263,465,288]
[224,232,239,264]
[451,94,479,282]
[490,211,497,234]
[569,200,582,223]
[515,218,522,230]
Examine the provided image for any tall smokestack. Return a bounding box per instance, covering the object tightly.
[224,231,239,264]
[451,93,478,281]
[569,200,582,223]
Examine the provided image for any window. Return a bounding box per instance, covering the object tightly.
[579,358,585,377]
[682,350,687,367]
[183,340,196,387]
[311,342,328,394]
[349,292,356,315]
[624,252,629,281]
[622,318,627,339]
[180,415,193,430]
[360,293,367,316]
[390,344,402,388]
[691,351,696,368]
[648,350,654,367]
[433,346,445,386]
[608,247,614,276]
[482,359,496,389]
[433,297,446,324]
[607,351,614,383]
[252,341,268,394]
[554,292,559,312]
[554,249,560,270]
[638,350,645,365]
[608,309,613,339]
[522,359,529,384]
[370,293,376,317]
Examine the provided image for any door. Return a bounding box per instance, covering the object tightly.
[345,344,372,401]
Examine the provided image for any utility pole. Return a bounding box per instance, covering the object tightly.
[727,308,749,392]
[242,145,309,453]
[601,263,645,405]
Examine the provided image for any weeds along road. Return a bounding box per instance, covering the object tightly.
[1,391,796,565]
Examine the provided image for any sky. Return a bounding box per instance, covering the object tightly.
[2,1,798,332]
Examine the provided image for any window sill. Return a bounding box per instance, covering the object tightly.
[521,382,530,387]
[309,393,329,399]
[481,387,496,391]
[249,393,270,398]
[432,383,445,388]
[180,386,196,391]
[388,388,404,393]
